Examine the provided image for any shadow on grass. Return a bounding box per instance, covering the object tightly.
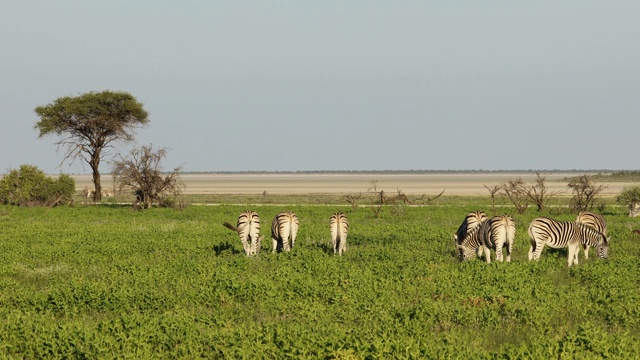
[213,242,242,256]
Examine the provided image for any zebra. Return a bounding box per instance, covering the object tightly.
[575,211,607,260]
[456,223,486,262]
[271,211,299,253]
[454,211,488,245]
[528,217,609,267]
[223,211,262,256]
[330,212,349,256]
[480,215,516,263]
[456,216,514,263]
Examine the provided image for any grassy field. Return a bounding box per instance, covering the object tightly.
[1,198,640,358]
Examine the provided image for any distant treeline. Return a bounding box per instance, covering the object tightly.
[180,169,622,175]
[580,171,640,182]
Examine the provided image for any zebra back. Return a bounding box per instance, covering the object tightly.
[271,211,300,252]
[455,211,488,244]
[484,215,516,250]
[576,211,607,236]
[330,212,349,256]
[480,215,516,262]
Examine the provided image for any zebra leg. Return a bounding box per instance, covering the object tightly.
[281,227,291,252]
[240,236,251,256]
[495,241,504,262]
[529,242,544,261]
[506,241,512,262]
[484,246,492,264]
[583,244,590,260]
[249,239,256,256]
[568,245,579,267]
[272,237,278,253]
[257,235,263,254]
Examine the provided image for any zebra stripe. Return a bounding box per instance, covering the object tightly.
[330,212,349,256]
[481,215,516,263]
[576,211,607,260]
[528,217,609,267]
[271,211,299,253]
[223,210,262,256]
[454,211,488,245]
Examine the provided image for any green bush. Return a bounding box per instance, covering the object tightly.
[617,186,640,206]
[0,165,75,206]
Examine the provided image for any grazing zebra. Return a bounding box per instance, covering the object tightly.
[330,212,349,256]
[271,211,299,253]
[528,217,609,267]
[480,215,516,263]
[454,211,488,245]
[575,211,607,260]
[223,211,262,256]
[456,223,486,262]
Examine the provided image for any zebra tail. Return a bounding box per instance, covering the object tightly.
[503,221,510,245]
[222,222,238,232]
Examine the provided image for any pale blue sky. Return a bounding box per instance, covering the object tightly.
[2,1,639,173]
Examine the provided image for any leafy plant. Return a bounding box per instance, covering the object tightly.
[616,186,640,217]
[0,203,639,357]
[0,165,75,206]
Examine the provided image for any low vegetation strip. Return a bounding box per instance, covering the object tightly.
[0,203,639,358]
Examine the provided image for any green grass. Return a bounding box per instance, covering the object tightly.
[0,202,639,358]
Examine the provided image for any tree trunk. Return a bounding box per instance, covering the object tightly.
[90,152,102,202]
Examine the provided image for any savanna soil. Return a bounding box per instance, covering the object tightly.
[72,172,632,196]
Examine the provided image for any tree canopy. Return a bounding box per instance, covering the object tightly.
[34,91,149,200]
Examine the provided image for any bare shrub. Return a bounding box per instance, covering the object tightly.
[499,173,560,213]
[484,184,501,212]
[420,189,445,205]
[567,175,607,212]
[500,178,530,214]
[527,172,561,212]
[112,145,185,209]
[344,193,362,211]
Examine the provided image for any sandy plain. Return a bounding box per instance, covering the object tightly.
[72,172,631,197]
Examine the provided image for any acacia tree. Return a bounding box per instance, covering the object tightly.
[34,91,149,201]
[112,145,184,209]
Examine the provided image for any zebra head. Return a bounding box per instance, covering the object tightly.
[456,244,476,262]
[596,235,609,259]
